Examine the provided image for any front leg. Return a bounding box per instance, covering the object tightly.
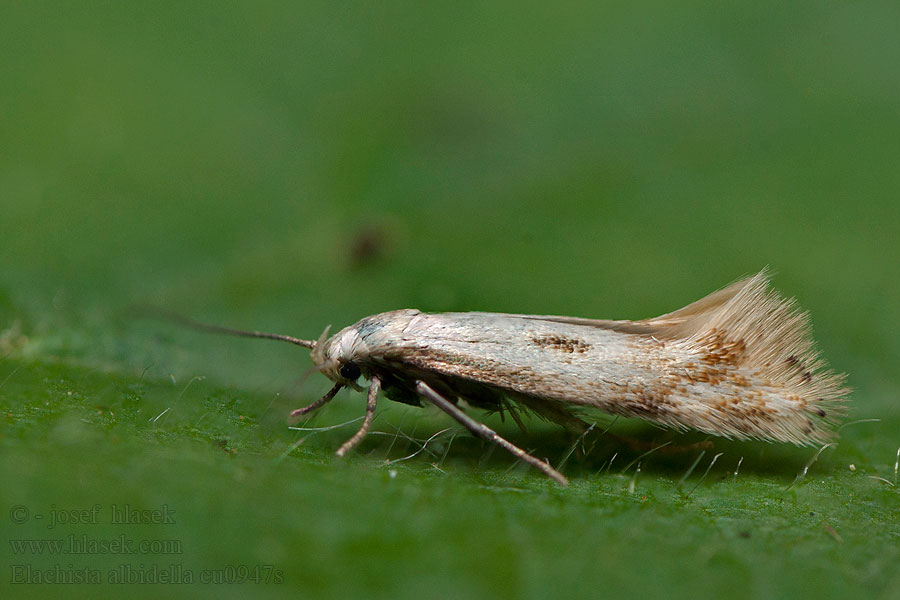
[415,380,568,486]
[336,376,381,457]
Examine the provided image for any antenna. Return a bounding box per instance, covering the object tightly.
[135,306,316,349]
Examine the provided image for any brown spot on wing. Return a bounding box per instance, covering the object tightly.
[530,334,590,354]
[697,329,747,366]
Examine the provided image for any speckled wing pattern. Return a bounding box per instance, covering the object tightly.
[362,272,848,445]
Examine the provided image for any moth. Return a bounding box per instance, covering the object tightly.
[171,271,848,485]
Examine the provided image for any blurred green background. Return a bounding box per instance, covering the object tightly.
[2,2,899,599]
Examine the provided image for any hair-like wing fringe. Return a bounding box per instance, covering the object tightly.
[643,270,849,443]
[641,272,768,332]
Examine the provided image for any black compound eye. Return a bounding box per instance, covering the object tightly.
[339,361,361,381]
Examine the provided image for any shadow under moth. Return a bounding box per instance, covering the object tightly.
[168,270,848,485]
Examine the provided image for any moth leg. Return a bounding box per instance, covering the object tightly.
[290,382,343,418]
[514,395,589,434]
[336,376,381,457]
[415,381,568,486]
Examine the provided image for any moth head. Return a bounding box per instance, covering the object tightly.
[310,324,366,389]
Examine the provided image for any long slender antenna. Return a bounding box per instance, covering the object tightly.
[136,306,316,349]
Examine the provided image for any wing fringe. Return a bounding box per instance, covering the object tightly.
[646,270,849,441]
